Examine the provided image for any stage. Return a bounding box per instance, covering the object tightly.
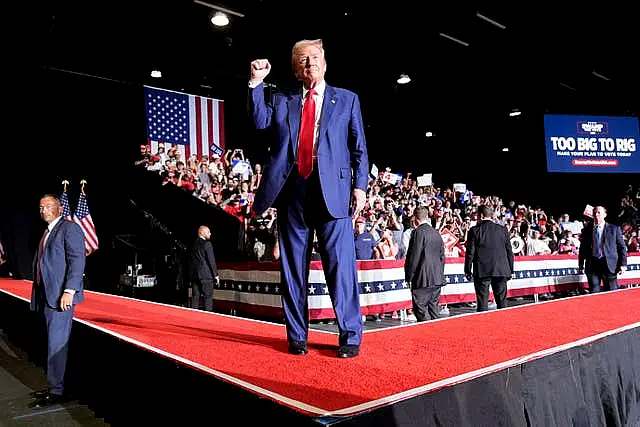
[1,278,639,426]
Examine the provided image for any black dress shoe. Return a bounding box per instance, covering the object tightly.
[30,388,49,398]
[28,393,65,408]
[338,344,360,358]
[288,341,308,355]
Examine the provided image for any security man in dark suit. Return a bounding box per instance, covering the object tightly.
[464,205,514,312]
[578,206,627,292]
[189,226,219,311]
[30,194,86,408]
[404,206,446,321]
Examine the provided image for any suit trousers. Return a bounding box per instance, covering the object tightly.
[587,257,618,292]
[36,287,75,395]
[411,287,442,321]
[192,278,214,311]
[277,168,362,346]
[474,277,508,312]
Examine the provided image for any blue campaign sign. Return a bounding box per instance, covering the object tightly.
[544,114,640,173]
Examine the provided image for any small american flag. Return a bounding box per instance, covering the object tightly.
[60,190,73,221]
[211,142,224,157]
[144,86,225,161]
[73,193,99,255]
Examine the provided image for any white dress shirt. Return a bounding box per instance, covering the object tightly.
[593,222,605,258]
[44,215,62,247]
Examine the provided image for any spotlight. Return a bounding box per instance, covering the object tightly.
[397,74,411,84]
[211,11,229,26]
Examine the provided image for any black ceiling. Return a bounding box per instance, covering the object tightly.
[36,0,639,177]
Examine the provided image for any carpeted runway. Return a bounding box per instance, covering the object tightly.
[1,278,638,417]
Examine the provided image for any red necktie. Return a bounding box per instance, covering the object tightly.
[297,88,316,179]
[36,228,49,284]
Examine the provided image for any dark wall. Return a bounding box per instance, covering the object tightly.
[1,66,243,298]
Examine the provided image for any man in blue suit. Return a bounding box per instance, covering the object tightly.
[248,39,368,358]
[578,205,627,292]
[29,194,86,407]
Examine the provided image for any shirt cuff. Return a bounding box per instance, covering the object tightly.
[248,80,263,89]
[64,289,76,295]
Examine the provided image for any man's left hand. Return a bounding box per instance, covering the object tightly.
[60,293,73,311]
[351,188,366,216]
[617,265,627,275]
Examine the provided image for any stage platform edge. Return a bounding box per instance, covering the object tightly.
[1,285,639,426]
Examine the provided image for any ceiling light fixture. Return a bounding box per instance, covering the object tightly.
[151,70,162,78]
[439,33,469,47]
[476,12,506,29]
[559,82,577,91]
[397,74,411,84]
[502,147,509,152]
[193,0,245,17]
[425,131,433,137]
[211,11,229,26]
[509,109,521,117]
[592,70,610,81]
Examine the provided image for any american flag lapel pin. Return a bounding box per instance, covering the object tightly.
[331,99,336,104]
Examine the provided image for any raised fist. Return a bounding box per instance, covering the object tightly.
[250,59,271,84]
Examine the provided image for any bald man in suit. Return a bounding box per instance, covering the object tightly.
[189,225,219,311]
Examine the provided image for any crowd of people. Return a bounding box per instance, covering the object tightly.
[135,143,639,261]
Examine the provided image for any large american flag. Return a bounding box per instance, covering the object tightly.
[144,86,225,160]
[60,190,73,221]
[73,193,99,255]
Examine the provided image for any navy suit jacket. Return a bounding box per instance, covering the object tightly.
[464,219,514,279]
[31,219,86,311]
[578,222,627,274]
[248,82,369,217]
[189,237,218,281]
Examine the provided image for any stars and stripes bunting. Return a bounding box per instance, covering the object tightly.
[214,255,640,319]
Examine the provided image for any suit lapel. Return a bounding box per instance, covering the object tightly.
[287,91,302,156]
[318,85,337,141]
[45,220,64,254]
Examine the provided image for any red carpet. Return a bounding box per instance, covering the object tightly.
[1,279,639,416]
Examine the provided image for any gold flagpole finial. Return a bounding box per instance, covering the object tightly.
[80,179,87,195]
[62,180,69,192]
